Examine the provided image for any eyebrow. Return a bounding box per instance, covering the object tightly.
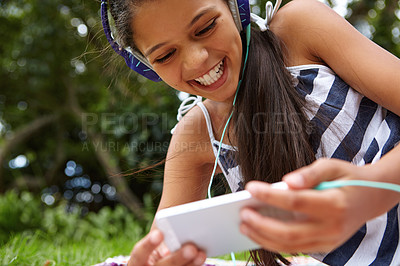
[188,6,215,29]
[145,41,168,57]
[144,6,216,57]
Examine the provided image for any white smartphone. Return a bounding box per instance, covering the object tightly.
[155,183,295,257]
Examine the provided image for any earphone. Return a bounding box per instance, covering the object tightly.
[100,0,161,82]
[100,0,251,82]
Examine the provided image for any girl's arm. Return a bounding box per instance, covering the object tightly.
[276,0,400,205]
[129,106,214,266]
[157,105,215,212]
[241,157,400,254]
[241,0,400,254]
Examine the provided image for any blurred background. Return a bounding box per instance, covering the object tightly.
[0,0,399,264]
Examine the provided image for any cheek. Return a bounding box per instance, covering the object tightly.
[232,35,243,67]
[154,66,181,87]
[217,27,242,60]
[230,31,242,57]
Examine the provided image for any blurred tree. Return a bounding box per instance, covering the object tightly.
[347,0,400,57]
[253,0,399,57]
[0,0,181,218]
[0,0,399,217]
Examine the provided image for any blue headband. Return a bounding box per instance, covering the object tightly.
[100,0,162,82]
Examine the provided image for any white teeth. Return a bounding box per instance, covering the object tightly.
[204,74,212,85]
[194,60,224,86]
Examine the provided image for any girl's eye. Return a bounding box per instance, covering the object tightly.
[155,49,176,64]
[196,18,217,36]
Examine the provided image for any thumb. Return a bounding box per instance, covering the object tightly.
[283,158,345,189]
[128,230,164,266]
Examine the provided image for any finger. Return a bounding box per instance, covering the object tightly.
[240,208,340,245]
[129,230,164,266]
[240,208,341,243]
[156,244,204,266]
[157,242,171,257]
[282,158,348,189]
[246,181,345,218]
[239,208,342,254]
[240,221,335,253]
[186,250,207,266]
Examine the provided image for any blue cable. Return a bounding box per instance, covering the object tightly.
[206,25,251,266]
[231,252,236,265]
[315,180,400,192]
[207,25,251,199]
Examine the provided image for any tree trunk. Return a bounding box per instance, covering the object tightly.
[87,130,146,220]
[65,79,145,220]
[43,125,66,186]
[0,114,58,192]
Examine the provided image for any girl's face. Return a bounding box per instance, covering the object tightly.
[132,0,243,103]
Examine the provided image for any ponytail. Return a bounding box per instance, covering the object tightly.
[231,28,315,266]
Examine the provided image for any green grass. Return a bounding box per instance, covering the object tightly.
[0,191,304,265]
[0,231,251,266]
[0,191,152,265]
[0,230,137,266]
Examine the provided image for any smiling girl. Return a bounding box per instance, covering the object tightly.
[101,0,400,265]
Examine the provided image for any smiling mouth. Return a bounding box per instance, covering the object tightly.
[194,59,224,86]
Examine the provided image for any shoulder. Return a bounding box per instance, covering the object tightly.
[160,103,220,208]
[270,0,348,65]
[272,0,338,30]
[271,0,400,116]
[168,102,214,164]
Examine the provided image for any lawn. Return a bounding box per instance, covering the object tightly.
[0,191,149,265]
[0,230,139,266]
[0,191,315,265]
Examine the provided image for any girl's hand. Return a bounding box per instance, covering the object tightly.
[240,158,400,254]
[128,229,206,266]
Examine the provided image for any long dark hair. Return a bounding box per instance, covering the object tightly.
[108,1,315,265]
[231,28,315,265]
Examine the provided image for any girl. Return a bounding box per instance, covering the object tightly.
[101,0,400,265]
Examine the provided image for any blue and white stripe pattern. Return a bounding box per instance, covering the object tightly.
[195,64,400,265]
[289,64,400,266]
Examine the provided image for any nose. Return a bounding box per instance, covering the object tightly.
[182,43,209,71]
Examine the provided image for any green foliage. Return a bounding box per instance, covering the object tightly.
[41,204,145,242]
[0,0,181,207]
[0,190,42,244]
[347,0,400,58]
[0,190,149,261]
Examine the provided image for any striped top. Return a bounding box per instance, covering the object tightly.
[193,64,400,265]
